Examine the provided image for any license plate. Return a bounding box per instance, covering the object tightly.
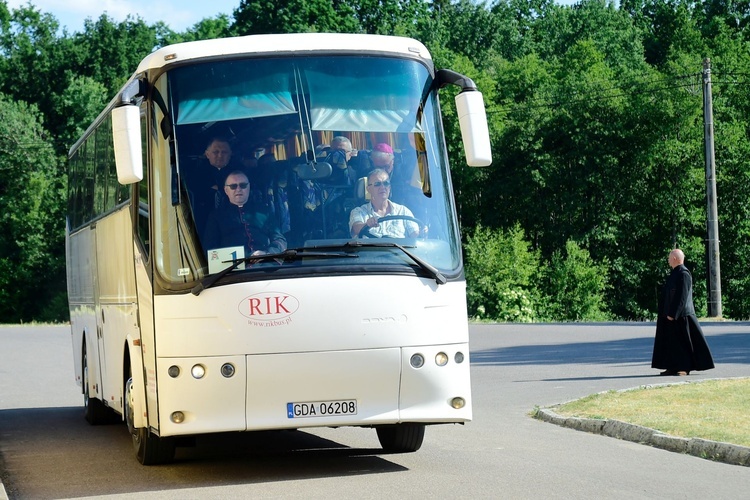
[287,399,357,419]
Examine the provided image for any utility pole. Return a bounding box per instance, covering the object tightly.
[702,58,722,318]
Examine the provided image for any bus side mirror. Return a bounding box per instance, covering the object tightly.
[455,90,492,167]
[112,105,144,184]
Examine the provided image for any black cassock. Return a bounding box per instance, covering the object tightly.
[651,264,715,372]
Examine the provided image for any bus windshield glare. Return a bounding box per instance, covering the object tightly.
[149,55,461,286]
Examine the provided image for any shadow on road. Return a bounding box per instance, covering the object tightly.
[0,406,405,499]
[471,330,750,368]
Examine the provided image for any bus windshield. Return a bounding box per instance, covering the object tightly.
[149,55,461,287]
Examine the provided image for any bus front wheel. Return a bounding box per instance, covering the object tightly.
[125,374,175,465]
[376,423,425,453]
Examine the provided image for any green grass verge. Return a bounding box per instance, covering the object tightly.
[551,378,750,447]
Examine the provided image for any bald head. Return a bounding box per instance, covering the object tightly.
[668,249,685,268]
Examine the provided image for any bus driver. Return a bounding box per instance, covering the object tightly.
[349,168,420,238]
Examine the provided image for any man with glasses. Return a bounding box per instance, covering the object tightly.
[349,168,420,238]
[202,171,287,256]
[369,142,423,214]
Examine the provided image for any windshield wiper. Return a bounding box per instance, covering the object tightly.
[335,240,447,285]
[191,248,357,296]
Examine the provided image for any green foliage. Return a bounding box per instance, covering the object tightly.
[538,240,612,321]
[464,224,540,322]
[70,15,161,97]
[179,15,233,42]
[0,0,749,321]
[233,0,358,34]
[53,75,108,149]
[0,95,65,322]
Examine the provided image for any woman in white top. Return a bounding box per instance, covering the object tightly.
[349,168,420,238]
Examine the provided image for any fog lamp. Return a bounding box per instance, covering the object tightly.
[451,397,466,409]
[221,363,235,378]
[435,352,449,366]
[171,411,185,423]
[191,364,206,379]
[410,353,425,368]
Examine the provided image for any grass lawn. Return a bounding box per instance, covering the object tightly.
[550,378,750,447]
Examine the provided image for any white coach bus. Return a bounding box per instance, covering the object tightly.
[66,33,491,464]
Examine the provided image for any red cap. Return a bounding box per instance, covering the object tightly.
[373,143,393,154]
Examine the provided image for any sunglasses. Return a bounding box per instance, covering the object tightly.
[226,182,249,190]
[368,180,391,187]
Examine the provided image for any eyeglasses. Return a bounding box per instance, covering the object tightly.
[226,182,249,190]
[368,180,391,187]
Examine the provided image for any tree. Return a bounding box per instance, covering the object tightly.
[539,240,611,321]
[179,15,234,41]
[464,224,540,321]
[0,4,67,132]
[53,75,109,150]
[0,95,64,322]
[69,15,160,97]
[233,0,358,34]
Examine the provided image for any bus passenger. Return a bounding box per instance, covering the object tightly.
[326,136,357,184]
[247,152,290,234]
[369,142,394,172]
[184,136,237,229]
[203,171,287,256]
[349,169,420,238]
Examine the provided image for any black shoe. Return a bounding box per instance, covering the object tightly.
[660,370,677,376]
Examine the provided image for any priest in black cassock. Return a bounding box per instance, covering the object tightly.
[652,249,715,376]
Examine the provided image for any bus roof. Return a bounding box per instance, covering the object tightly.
[70,34,433,157]
[136,33,432,74]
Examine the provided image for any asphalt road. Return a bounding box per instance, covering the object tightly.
[1,322,749,499]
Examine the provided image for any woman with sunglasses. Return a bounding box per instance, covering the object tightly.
[202,170,287,256]
[349,168,420,238]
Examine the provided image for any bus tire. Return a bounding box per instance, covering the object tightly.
[376,423,425,453]
[83,344,111,425]
[125,374,175,465]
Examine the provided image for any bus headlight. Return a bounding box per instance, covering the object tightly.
[455,352,465,364]
[171,411,185,423]
[168,365,180,378]
[451,397,466,409]
[191,364,206,379]
[410,353,425,368]
[435,352,449,366]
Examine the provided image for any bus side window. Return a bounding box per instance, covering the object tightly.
[137,112,150,257]
[137,181,149,257]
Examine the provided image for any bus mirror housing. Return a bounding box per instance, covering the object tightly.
[294,161,333,180]
[455,90,492,167]
[112,105,144,184]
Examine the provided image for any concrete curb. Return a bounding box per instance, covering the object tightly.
[534,408,750,467]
